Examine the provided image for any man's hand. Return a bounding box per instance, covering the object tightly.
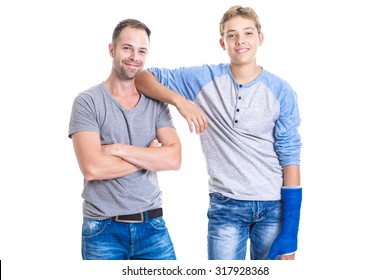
[148,138,162,148]
[176,98,208,134]
[101,143,118,156]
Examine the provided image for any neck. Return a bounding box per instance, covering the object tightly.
[230,63,262,85]
[104,73,138,97]
[104,73,140,110]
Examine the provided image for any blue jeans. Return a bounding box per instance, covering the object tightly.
[82,216,176,260]
[207,193,282,260]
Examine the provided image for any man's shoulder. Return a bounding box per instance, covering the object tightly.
[74,83,104,100]
[140,94,169,108]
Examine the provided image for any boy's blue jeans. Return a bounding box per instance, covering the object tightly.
[82,216,176,260]
[207,193,282,260]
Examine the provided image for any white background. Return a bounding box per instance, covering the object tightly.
[1,0,389,279]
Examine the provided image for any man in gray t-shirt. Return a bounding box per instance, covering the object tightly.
[68,19,181,260]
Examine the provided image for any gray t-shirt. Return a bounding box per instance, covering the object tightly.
[69,82,174,219]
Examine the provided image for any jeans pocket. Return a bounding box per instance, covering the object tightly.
[148,217,167,230]
[210,192,231,203]
[82,218,108,238]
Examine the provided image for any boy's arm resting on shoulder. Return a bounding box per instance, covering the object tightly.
[102,126,181,172]
[71,131,141,181]
[135,70,181,105]
[135,70,208,134]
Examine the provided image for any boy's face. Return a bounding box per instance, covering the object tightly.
[220,16,263,66]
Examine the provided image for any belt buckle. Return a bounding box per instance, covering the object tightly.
[114,213,144,223]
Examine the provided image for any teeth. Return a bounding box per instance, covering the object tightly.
[236,48,248,53]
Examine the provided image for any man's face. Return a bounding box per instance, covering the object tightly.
[110,27,149,80]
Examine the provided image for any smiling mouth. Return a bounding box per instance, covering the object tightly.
[236,48,249,54]
[124,59,141,67]
[125,62,139,67]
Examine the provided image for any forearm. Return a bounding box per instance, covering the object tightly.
[103,143,181,172]
[283,164,300,187]
[72,131,141,181]
[84,155,141,181]
[267,164,302,259]
[135,70,208,134]
[268,184,302,260]
[135,70,185,106]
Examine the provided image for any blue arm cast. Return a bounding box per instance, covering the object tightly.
[268,187,302,260]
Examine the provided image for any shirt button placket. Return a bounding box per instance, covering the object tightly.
[235,84,243,125]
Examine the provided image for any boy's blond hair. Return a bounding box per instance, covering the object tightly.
[219,5,261,37]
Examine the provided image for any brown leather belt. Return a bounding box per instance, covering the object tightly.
[113,208,163,223]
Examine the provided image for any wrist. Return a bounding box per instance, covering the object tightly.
[110,143,127,157]
[172,94,187,109]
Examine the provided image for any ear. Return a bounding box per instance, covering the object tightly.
[219,38,226,50]
[258,32,264,46]
[109,43,114,57]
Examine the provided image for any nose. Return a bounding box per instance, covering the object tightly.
[128,49,137,59]
[127,52,141,65]
[235,35,245,45]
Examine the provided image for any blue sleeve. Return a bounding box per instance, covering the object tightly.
[147,65,216,102]
[274,85,302,167]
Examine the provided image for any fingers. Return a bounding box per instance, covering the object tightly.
[186,118,194,134]
[186,113,208,134]
[176,100,208,134]
[279,253,295,260]
[186,118,202,134]
[148,138,162,148]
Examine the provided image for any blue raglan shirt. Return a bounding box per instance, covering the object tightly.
[148,64,301,200]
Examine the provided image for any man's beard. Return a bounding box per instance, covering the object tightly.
[119,66,139,80]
